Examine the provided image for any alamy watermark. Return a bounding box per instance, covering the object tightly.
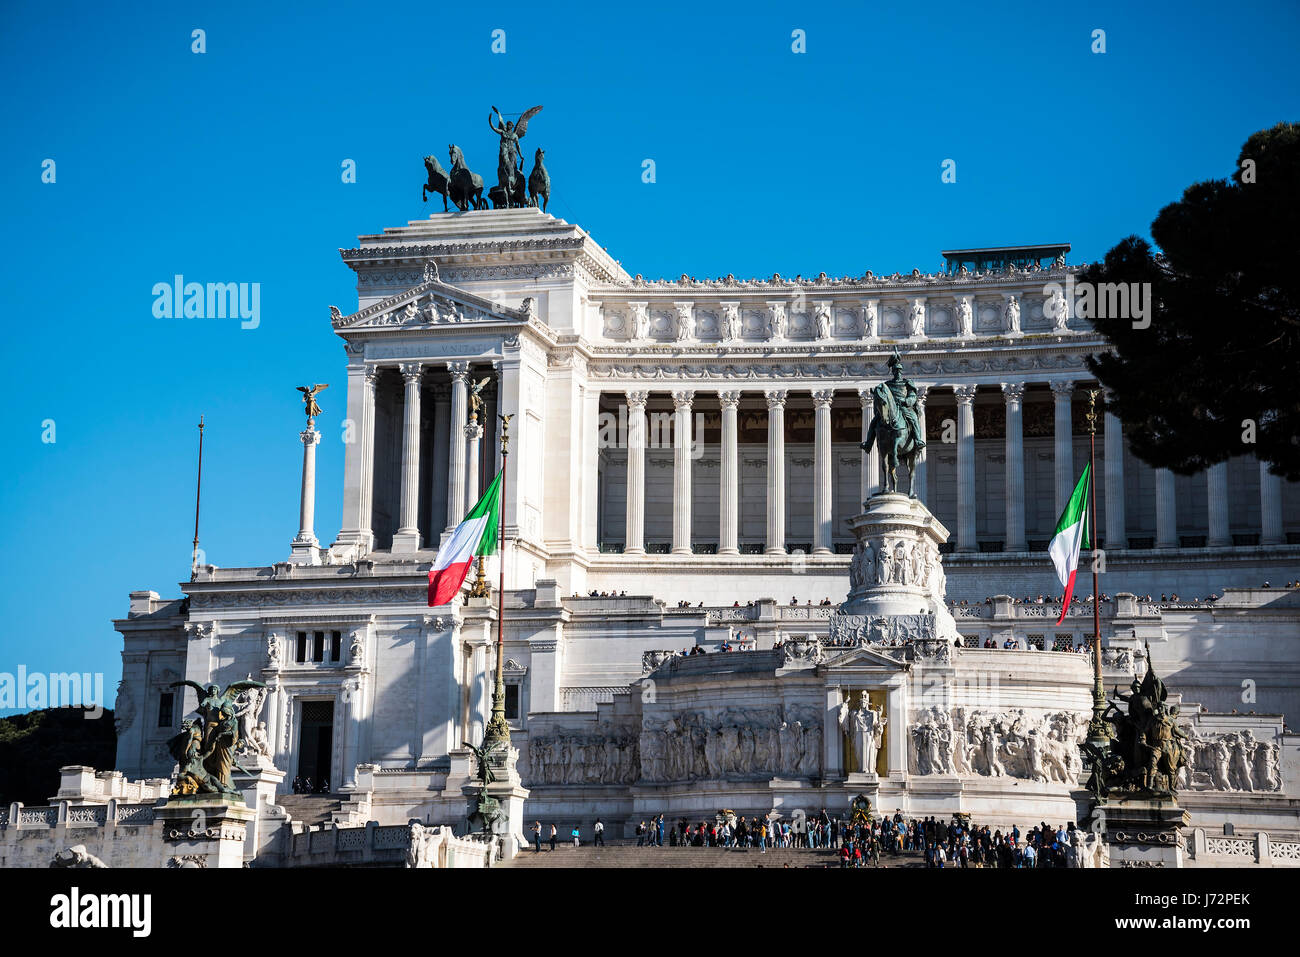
[152,275,260,329]
[1042,276,1152,329]
[0,666,105,718]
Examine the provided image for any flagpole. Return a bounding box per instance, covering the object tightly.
[482,413,512,748]
[190,415,205,582]
[1085,391,1108,749]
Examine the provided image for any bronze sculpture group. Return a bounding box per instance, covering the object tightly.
[1082,648,1189,801]
[166,679,266,798]
[423,104,550,212]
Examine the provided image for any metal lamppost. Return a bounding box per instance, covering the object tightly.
[1084,390,1110,751]
[481,413,512,749]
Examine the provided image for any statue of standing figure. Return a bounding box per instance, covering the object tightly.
[840,697,886,774]
[488,105,543,209]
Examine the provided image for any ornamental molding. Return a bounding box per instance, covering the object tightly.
[189,586,429,609]
[589,264,1082,294]
[329,277,524,331]
[340,235,625,285]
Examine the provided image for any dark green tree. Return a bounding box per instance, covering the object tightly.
[1085,122,1300,480]
[0,708,117,806]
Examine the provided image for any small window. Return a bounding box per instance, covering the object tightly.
[296,632,307,663]
[157,692,174,728]
[504,683,520,721]
[312,631,325,663]
[330,631,341,663]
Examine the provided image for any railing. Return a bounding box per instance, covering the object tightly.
[1189,829,1300,866]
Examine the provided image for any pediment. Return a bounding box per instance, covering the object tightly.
[330,264,526,331]
[820,643,911,674]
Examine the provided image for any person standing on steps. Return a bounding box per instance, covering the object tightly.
[549,823,557,851]
[571,826,580,847]
[532,821,542,853]
[593,818,605,847]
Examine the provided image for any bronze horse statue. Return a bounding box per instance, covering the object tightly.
[528,147,550,212]
[447,144,486,211]
[422,154,451,210]
[863,379,924,496]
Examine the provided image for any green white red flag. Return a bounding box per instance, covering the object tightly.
[428,470,502,607]
[1049,462,1091,625]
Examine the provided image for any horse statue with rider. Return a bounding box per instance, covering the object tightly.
[862,349,926,496]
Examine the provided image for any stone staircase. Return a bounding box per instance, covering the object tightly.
[503,841,927,869]
[276,794,344,828]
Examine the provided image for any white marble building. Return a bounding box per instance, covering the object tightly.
[111,209,1300,837]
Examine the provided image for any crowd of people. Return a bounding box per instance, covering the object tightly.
[533,811,1094,868]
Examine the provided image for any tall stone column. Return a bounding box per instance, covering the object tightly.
[1051,380,1075,516]
[859,389,878,504]
[955,385,978,553]
[1206,461,1230,547]
[291,421,322,560]
[913,386,929,502]
[1002,383,1026,552]
[1155,468,1178,548]
[671,390,695,555]
[765,389,788,555]
[392,362,424,552]
[1260,460,1284,545]
[718,391,741,555]
[625,391,648,555]
[430,384,450,536]
[357,367,378,550]
[445,361,470,533]
[812,390,834,555]
[1104,401,1127,549]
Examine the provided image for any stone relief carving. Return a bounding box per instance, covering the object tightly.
[1178,728,1281,792]
[939,708,1085,783]
[767,302,787,340]
[911,705,956,775]
[635,705,822,783]
[673,303,693,342]
[720,302,741,341]
[908,298,926,338]
[641,650,679,674]
[814,302,833,339]
[1003,295,1021,335]
[528,726,641,785]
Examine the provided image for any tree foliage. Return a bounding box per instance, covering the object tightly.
[1085,122,1300,479]
[0,708,117,806]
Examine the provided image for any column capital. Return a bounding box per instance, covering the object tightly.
[811,390,835,407]
[625,390,649,410]
[1001,382,1026,403]
[363,364,380,386]
[1050,379,1075,398]
[915,384,929,411]
[671,389,695,411]
[447,360,471,382]
[299,427,321,446]
[857,387,873,406]
[399,362,423,382]
[464,422,483,440]
[954,384,978,404]
[718,390,742,409]
[764,389,789,409]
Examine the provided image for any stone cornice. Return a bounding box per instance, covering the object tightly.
[590,265,1084,295]
[340,234,627,286]
[329,276,525,331]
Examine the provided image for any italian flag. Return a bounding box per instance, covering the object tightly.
[428,470,502,607]
[1049,462,1091,625]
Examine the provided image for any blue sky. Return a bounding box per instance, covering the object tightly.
[1,0,1297,713]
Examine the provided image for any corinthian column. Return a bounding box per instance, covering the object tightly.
[291,421,321,559]
[1206,461,1230,547]
[1104,400,1127,549]
[358,367,378,550]
[812,390,834,555]
[1155,468,1177,548]
[445,361,470,533]
[392,362,423,552]
[955,385,978,553]
[859,388,878,505]
[465,418,483,512]
[671,390,695,555]
[1260,460,1284,545]
[1051,380,1074,516]
[1002,383,1026,552]
[625,391,648,555]
[718,391,741,555]
[765,390,788,555]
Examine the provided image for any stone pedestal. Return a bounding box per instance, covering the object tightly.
[461,744,530,862]
[1079,794,1190,869]
[155,797,257,868]
[838,493,959,643]
[233,756,287,860]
